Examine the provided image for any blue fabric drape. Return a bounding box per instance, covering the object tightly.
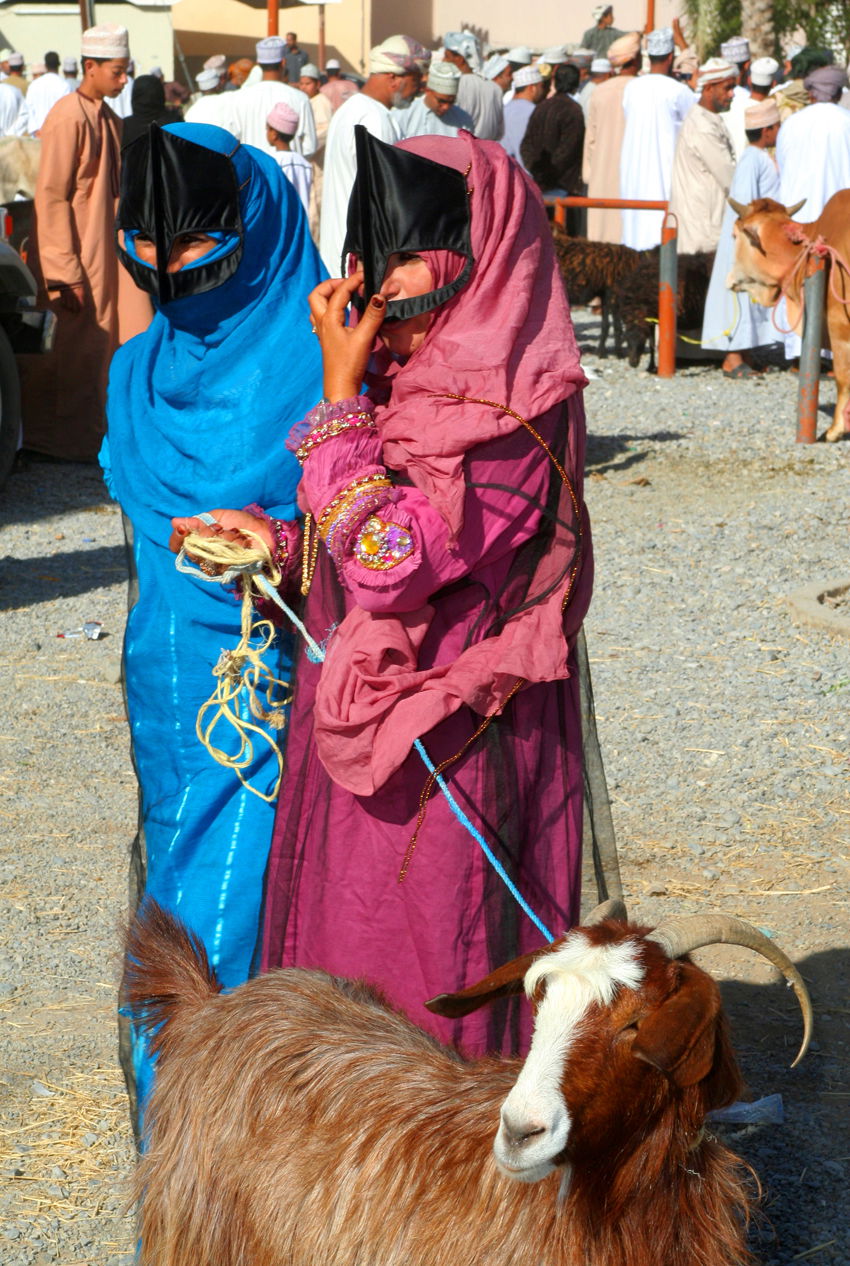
[102,123,325,1120]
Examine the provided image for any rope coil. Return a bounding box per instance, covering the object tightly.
[176,527,292,802]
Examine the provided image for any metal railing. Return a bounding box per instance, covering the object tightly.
[545,196,678,377]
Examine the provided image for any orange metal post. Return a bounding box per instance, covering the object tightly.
[657,214,677,378]
[546,197,668,211]
[318,5,326,71]
[268,0,279,36]
[545,197,676,376]
[646,0,656,34]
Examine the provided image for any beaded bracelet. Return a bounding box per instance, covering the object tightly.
[268,517,290,572]
[244,503,289,576]
[295,412,376,465]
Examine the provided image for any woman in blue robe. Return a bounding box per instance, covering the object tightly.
[101,122,324,1135]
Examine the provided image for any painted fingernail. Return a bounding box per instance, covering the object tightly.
[371,295,385,309]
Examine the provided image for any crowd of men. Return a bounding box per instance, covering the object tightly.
[15,13,850,460]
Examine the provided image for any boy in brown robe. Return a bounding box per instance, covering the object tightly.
[21,23,151,462]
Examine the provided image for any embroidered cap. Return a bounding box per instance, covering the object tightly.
[750,56,779,87]
[427,61,460,94]
[513,65,543,88]
[744,98,780,128]
[646,28,674,57]
[196,68,221,91]
[256,36,286,65]
[267,101,299,135]
[81,24,130,60]
[483,54,510,80]
[720,36,750,64]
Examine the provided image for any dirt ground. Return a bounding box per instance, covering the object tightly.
[1,390,848,1262]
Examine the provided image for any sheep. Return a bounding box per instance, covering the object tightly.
[612,249,715,372]
[124,898,812,1266]
[551,226,651,358]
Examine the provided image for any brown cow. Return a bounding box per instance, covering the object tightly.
[726,191,850,441]
[0,136,41,203]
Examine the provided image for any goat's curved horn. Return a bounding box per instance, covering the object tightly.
[784,198,806,217]
[584,898,628,925]
[647,914,812,1068]
[727,197,749,218]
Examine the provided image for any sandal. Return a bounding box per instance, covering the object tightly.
[723,363,761,379]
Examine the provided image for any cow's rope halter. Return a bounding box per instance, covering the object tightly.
[771,226,850,335]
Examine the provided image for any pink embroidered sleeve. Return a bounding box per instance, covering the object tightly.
[299,400,564,614]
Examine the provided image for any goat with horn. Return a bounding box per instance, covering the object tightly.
[125,898,811,1266]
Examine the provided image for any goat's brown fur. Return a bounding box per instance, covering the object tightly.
[612,250,715,371]
[551,226,649,358]
[125,901,756,1266]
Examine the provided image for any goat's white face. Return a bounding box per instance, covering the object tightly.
[494,934,644,1182]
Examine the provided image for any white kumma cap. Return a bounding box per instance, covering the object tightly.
[513,65,543,88]
[81,24,130,59]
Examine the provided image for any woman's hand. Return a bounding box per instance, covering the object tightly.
[169,509,274,560]
[308,271,388,402]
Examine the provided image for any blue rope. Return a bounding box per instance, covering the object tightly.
[412,739,554,943]
[254,573,555,942]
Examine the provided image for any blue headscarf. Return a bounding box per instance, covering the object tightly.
[106,122,324,498]
[102,124,325,1124]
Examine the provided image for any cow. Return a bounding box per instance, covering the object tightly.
[726,190,850,442]
[0,136,41,203]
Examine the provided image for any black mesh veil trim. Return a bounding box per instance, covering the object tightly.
[343,125,474,322]
[115,124,244,303]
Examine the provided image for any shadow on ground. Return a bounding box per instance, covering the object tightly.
[0,543,127,611]
[0,461,109,527]
[716,948,850,1265]
[586,430,685,475]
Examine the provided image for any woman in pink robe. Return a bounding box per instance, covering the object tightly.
[174,132,593,1057]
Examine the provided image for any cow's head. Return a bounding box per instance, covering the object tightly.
[726,197,807,307]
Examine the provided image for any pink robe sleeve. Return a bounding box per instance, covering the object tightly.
[300,405,562,613]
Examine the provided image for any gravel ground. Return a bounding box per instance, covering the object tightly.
[1,318,848,1264]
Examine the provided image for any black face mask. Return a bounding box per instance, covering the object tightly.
[115,125,244,305]
[342,125,474,323]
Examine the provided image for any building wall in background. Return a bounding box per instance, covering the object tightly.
[174,0,370,75]
[0,2,175,80]
[428,0,683,51]
[174,0,688,86]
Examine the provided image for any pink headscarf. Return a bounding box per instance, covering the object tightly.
[313,136,591,794]
[369,133,586,542]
